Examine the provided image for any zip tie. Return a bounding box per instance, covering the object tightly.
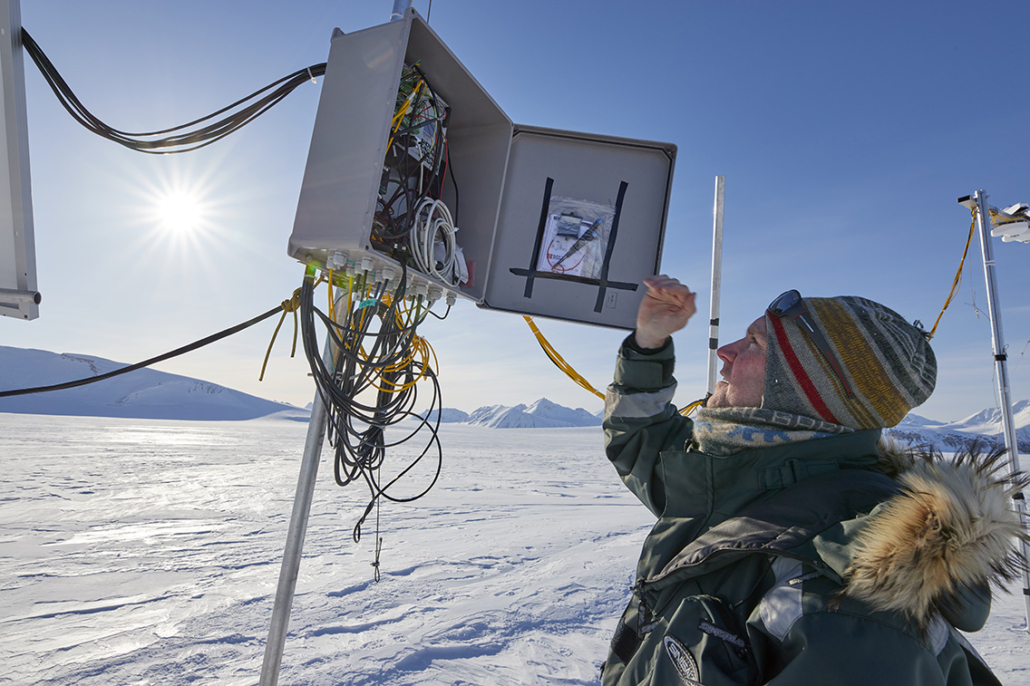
[306,66,317,84]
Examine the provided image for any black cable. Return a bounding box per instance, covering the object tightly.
[21,27,326,154]
[446,140,459,226]
[429,303,452,320]
[298,265,443,577]
[0,305,283,398]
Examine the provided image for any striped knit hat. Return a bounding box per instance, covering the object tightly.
[763,295,937,429]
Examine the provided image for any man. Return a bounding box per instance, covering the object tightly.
[601,275,1027,685]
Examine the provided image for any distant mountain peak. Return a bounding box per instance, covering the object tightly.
[465,398,601,429]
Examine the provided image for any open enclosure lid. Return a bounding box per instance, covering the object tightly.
[482,125,675,330]
[0,0,38,320]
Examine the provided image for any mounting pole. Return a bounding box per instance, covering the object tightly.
[971,189,1030,632]
[706,176,725,397]
[0,287,40,306]
[259,394,328,685]
[390,0,413,21]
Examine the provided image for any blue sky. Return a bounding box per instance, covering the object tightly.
[4,0,1030,422]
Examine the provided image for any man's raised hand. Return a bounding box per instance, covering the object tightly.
[634,275,697,349]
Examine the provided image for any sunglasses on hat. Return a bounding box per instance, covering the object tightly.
[768,290,854,398]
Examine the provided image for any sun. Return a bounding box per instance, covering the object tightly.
[156,191,203,234]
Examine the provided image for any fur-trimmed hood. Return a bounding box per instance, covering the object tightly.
[842,437,1029,632]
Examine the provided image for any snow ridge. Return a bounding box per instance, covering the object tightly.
[0,346,298,421]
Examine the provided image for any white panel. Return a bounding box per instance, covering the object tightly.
[0,0,37,320]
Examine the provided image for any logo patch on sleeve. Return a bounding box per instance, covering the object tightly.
[663,635,704,686]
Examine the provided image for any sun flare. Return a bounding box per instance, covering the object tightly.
[156,191,203,234]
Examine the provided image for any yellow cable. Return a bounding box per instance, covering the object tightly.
[679,399,704,417]
[523,316,707,418]
[369,299,431,393]
[523,316,604,400]
[327,269,336,324]
[387,79,424,150]
[927,212,976,340]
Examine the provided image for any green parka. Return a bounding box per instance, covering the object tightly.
[601,338,1009,686]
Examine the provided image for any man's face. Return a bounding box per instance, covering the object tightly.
[707,316,767,409]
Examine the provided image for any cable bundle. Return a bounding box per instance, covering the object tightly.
[299,263,444,580]
[372,64,458,265]
[21,28,326,154]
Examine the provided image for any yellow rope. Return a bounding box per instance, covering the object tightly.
[259,287,303,381]
[927,212,976,340]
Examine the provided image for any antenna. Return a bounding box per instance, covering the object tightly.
[960,190,1030,633]
[706,176,725,397]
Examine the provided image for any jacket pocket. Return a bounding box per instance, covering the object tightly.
[650,594,757,686]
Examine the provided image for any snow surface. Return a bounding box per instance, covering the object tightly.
[1,413,1028,685]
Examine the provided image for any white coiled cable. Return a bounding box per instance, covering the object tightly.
[410,198,460,286]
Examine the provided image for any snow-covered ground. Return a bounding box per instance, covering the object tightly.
[1,413,1027,685]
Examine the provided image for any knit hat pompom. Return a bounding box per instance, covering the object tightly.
[762,295,936,429]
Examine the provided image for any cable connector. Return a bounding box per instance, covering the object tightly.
[446,292,456,308]
[326,251,348,272]
[361,256,376,274]
[427,285,443,304]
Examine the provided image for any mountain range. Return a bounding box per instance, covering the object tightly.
[886,400,1030,453]
[432,398,601,428]
[447,400,1030,452]
[1,347,1028,452]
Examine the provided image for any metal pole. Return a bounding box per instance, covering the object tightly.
[973,189,1030,632]
[259,394,328,685]
[706,176,725,397]
[390,0,412,21]
[0,287,40,305]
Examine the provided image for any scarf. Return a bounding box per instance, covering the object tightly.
[692,406,854,457]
